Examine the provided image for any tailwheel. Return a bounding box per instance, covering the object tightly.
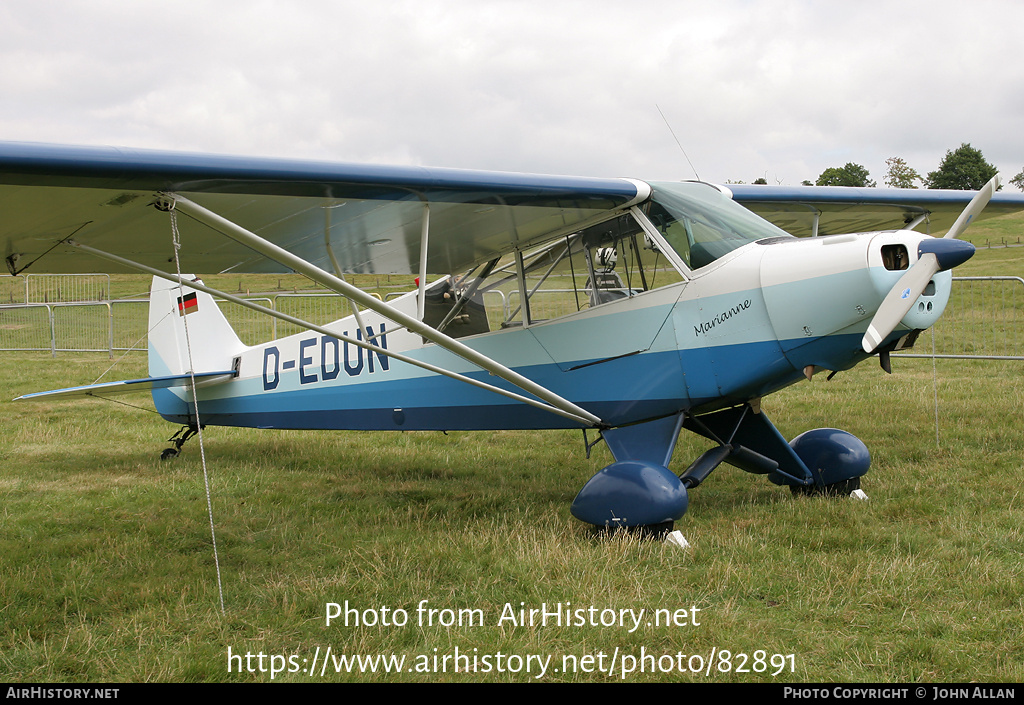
[159,424,201,461]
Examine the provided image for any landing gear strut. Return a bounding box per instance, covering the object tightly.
[161,424,201,460]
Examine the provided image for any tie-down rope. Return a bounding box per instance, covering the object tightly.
[168,205,226,615]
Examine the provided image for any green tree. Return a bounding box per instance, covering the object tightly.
[926,143,998,190]
[753,177,768,185]
[884,156,922,189]
[815,163,875,187]
[1009,167,1024,192]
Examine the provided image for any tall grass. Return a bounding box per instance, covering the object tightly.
[1,350,1021,682]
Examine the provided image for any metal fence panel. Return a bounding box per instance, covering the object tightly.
[0,304,53,353]
[111,300,150,352]
[273,293,354,338]
[53,303,111,353]
[896,276,1023,360]
[25,274,111,303]
[219,298,276,345]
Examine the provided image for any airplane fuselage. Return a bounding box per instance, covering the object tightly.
[151,228,948,433]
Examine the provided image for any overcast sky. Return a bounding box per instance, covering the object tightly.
[2,0,1022,188]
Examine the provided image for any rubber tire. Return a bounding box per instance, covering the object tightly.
[790,476,860,497]
[593,520,675,541]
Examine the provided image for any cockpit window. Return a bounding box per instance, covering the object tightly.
[644,182,795,270]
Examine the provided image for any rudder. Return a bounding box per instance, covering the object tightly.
[148,276,247,378]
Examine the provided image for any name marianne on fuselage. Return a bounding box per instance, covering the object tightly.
[693,299,753,337]
[262,325,389,390]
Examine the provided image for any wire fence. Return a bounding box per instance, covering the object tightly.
[893,277,1024,360]
[0,273,113,305]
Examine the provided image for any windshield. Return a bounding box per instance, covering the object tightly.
[644,182,794,270]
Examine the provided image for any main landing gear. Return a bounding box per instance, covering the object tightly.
[570,405,871,536]
[780,428,870,497]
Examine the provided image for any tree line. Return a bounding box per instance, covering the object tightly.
[740,144,1024,190]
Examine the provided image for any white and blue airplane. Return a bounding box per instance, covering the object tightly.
[3,141,1021,532]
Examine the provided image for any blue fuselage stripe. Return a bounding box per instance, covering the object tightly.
[155,332,868,430]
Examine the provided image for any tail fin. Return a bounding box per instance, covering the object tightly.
[148,276,247,378]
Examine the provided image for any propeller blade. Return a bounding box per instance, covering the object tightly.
[862,253,939,353]
[861,177,994,353]
[944,175,1000,240]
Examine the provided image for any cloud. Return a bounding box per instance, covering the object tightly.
[1,0,1023,185]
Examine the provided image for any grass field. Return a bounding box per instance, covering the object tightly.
[2,354,1021,683]
[0,216,1021,683]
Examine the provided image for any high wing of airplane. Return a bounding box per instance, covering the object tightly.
[3,141,1022,534]
[728,182,1024,238]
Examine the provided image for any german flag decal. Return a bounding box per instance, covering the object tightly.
[177,292,199,316]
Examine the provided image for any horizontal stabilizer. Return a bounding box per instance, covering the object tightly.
[14,371,234,402]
